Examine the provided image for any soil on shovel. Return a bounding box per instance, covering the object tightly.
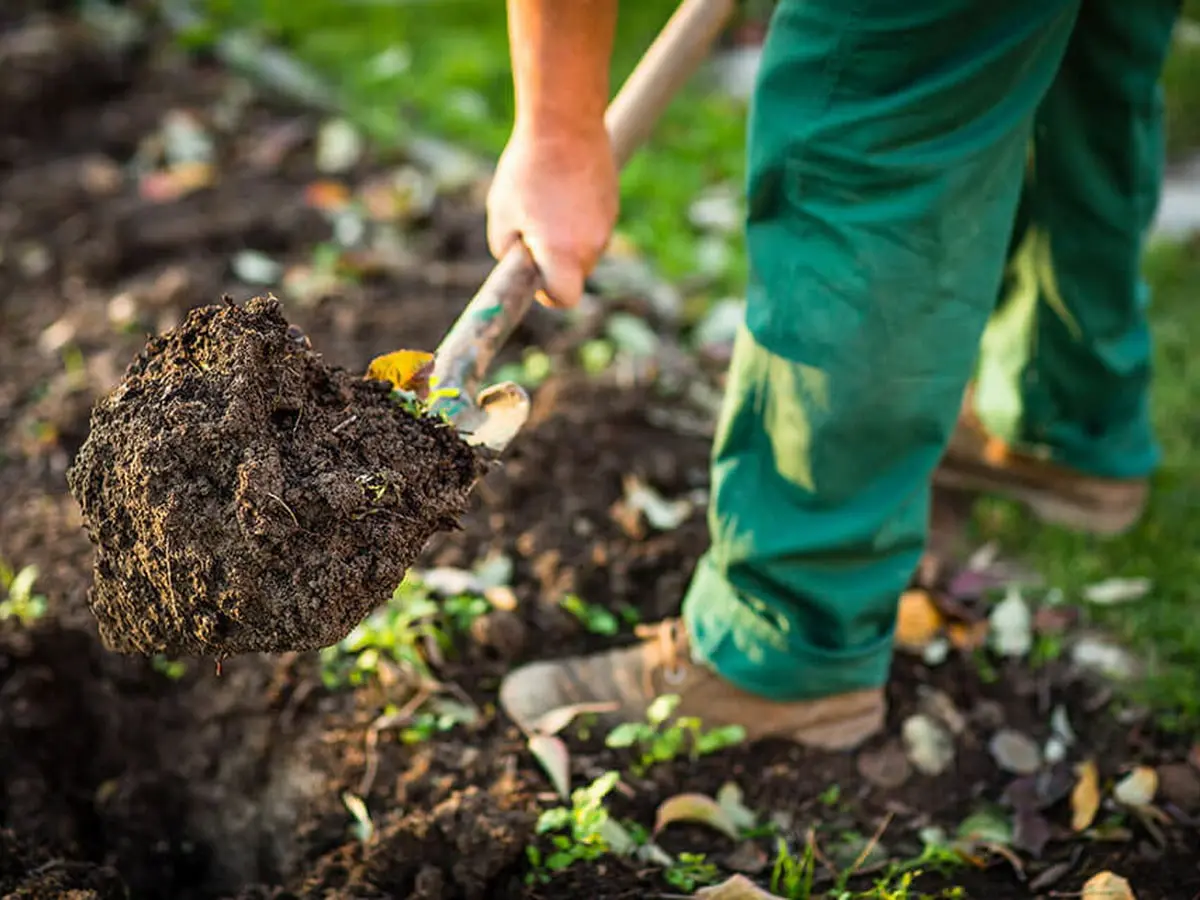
[66,295,482,658]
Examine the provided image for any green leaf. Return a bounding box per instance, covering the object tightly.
[536,807,571,834]
[647,694,681,726]
[605,722,645,748]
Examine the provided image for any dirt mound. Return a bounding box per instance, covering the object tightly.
[67,295,483,658]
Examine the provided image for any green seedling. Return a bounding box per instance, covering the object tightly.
[770,835,817,900]
[152,655,188,680]
[319,575,486,692]
[0,563,48,626]
[663,852,720,892]
[526,770,626,882]
[559,593,620,636]
[605,693,745,775]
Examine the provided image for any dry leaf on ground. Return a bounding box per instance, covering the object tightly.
[1072,760,1102,831]
[653,793,741,840]
[990,729,1043,775]
[902,714,955,776]
[528,734,570,799]
[1113,766,1159,808]
[896,589,944,652]
[529,701,619,737]
[696,874,781,899]
[1082,870,1136,899]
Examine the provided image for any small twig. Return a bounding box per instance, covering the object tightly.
[848,810,894,875]
[265,492,300,527]
[332,415,358,434]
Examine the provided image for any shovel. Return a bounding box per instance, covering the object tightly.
[405,0,737,452]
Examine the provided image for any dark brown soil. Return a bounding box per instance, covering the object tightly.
[2,8,1200,900]
[67,294,481,657]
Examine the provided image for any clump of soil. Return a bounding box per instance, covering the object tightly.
[67,295,482,658]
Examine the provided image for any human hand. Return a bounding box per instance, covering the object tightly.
[486,124,618,309]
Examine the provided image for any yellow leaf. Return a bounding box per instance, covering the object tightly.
[948,620,990,651]
[365,349,435,395]
[1082,871,1136,900]
[895,589,944,652]
[653,793,740,840]
[1112,766,1158,808]
[1071,759,1101,831]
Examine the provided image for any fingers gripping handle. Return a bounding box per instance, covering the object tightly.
[428,0,736,442]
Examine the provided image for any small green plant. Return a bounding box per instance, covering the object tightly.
[0,563,48,626]
[818,783,842,808]
[605,694,746,775]
[319,575,486,691]
[526,770,624,882]
[559,593,620,635]
[663,852,720,891]
[770,836,817,900]
[152,655,188,680]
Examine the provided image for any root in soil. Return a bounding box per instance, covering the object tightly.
[67,295,482,658]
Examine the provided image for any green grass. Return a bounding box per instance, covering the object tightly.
[173,1,1200,730]
[972,237,1200,732]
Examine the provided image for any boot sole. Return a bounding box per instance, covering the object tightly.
[932,464,1145,537]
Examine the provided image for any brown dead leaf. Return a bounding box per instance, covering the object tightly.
[1082,871,1136,900]
[722,840,770,875]
[696,874,780,899]
[1072,760,1101,831]
[857,740,912,789]
[896,589,944,652]
[654,793,740,840]
[528,734,570,800]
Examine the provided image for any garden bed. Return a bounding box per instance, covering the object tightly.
[1,9,1198,900]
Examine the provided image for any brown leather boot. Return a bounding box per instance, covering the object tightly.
[933,394,1148,537]
[499,619,886,751]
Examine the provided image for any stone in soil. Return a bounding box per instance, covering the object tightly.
[67,295,482,658]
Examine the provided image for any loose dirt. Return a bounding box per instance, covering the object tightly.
[2,8,1199,900]
[67,294,481,658]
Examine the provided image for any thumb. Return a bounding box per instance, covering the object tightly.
[523,236,585,309]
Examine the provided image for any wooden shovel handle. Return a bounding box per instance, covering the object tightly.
[430,0,737,412]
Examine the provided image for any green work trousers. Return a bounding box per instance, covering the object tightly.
[682,0,1180,701]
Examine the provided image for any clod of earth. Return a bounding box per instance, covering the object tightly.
[66,295,483,658]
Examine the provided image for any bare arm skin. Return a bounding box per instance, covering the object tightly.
[486,0,621,308]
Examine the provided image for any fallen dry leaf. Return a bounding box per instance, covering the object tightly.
[990,729,1043,775]
[696,874,780,899]
[948,619,990,651]
[138,160,215,202]
[895,589,944,652]
[653,793,740,840]
[857,740,912,789]
[528,734,571,800]
[722,840,769,875]
[304,179,352,212]
[902,713,955,776]
[1113,766,1158,808]
[989,587,1033,658]
[529,701,619,737]
[1082,871,1136,900]
[1072,760,1102,831]
[1157,762,1200,812]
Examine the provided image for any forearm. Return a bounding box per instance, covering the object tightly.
[506,0,618,139]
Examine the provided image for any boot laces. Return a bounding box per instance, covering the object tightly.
[635,619,689,689]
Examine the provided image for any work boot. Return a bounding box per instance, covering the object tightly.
[933,394,1149,537]
[499,619,886,751]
